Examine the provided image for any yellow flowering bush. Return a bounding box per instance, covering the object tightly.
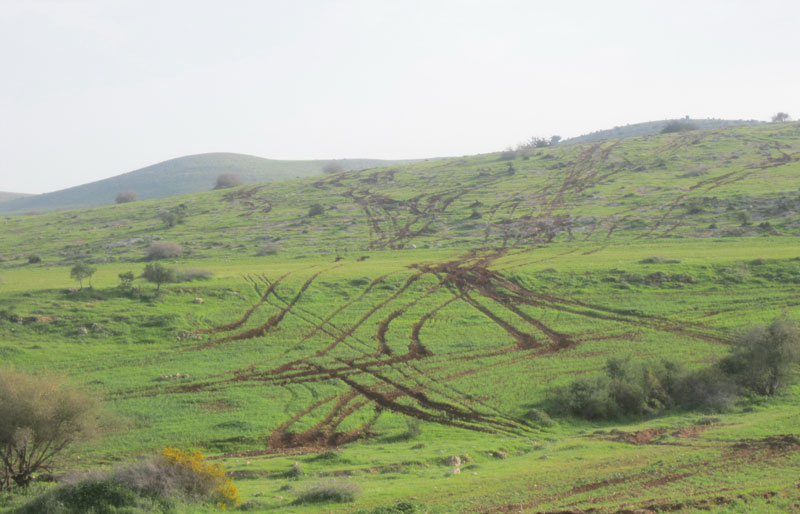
[160,447,240,507]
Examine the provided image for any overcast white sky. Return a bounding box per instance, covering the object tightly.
[1,0,798,193]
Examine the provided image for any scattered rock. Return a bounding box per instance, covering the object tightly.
[445,455,462,467]
[155,373,190,381]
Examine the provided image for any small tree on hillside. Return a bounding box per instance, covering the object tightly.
[0,368,101,489]
[214,173,243,189]
[142,263,176,292]
[771,112,790,123]
[70,263,96,289]
[115,190,137,204]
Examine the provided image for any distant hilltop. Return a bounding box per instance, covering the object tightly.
[0,153,414,214]
[563,118,763,144]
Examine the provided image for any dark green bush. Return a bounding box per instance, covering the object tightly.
[673,367,736,411]
[719,319,800,396]
[661,120,698,134]
[549,357,722,420]
[158,205,187,228]
[355,501,423,514]
[550,319,799,421]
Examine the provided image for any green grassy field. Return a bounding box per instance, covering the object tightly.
[1,123,799,513]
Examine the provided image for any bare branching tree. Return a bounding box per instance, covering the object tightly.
[0,369,101,489]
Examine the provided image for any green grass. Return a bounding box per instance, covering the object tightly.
[1,122,800,513]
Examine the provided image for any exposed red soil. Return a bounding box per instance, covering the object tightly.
[195,272,289,335]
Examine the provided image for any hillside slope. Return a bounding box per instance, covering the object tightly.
[2,122,798,265]
[0,152,412,214]
[1,122,800,514]
[564,117,762,144]
[0,191,33,203]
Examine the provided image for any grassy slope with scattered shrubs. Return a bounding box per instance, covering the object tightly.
[1,123,800,513]
[550,319,800,421]
[0,153,414,214]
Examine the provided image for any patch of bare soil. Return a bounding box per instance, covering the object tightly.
[732,434,800,454]
[611,429,667,445]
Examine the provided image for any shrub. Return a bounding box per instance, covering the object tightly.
[146,242,183,260]
[214,173,243,189]
[293,480,361,504]
[17,448,239,513]
[284,461,303,479]
[15,476,160,514]
[719,319,800,396]
[150,447,239,506]
[356,501,423,514]
[673,366,737,412]
[26,255,41,264]
[118,271,135,289]
[0,368,101,489]
[735,210,752,226]
[661,120,698,134]
[158,204,187,228]
[402,417,422,440]
[255,243,280,256]
[308,203,325,217]
[524,408,555,427]
[683,198,706,214]
[115,190,137,204]
[549,357,686,420]
[323,162,344,174]
[499,147,517,160]
[175,268,213,282]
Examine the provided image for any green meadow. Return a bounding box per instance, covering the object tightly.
[1,123,799,513]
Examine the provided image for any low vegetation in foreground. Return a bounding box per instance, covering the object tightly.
[1,123,800,513]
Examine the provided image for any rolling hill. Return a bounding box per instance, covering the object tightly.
[563,117,763,144]
[0,152,413,214]
[0,191,33,203]
[1,122,800,513]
